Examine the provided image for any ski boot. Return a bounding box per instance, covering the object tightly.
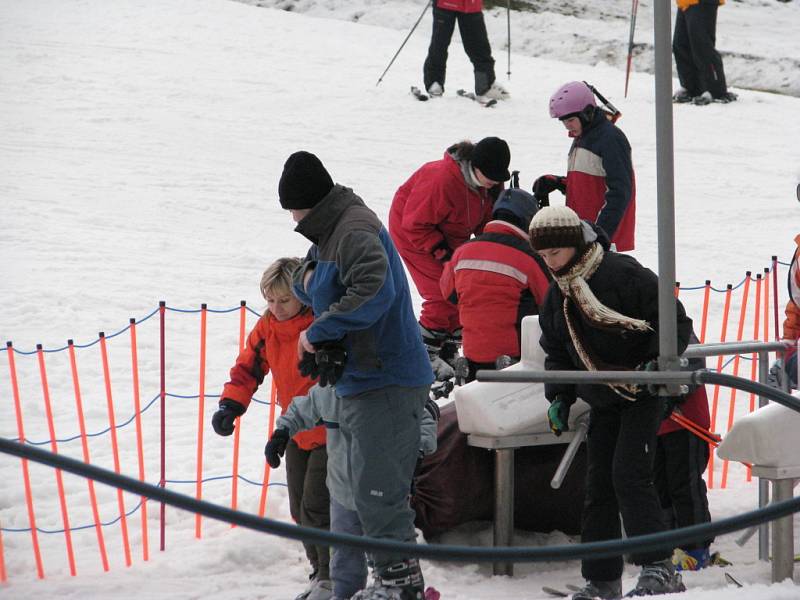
[350,559,424,600]
[624,559,686,596]
[571,579,622,600]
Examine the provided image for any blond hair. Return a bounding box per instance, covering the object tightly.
[260,257,302,308]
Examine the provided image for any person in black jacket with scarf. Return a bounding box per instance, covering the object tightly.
[530,206,691,599]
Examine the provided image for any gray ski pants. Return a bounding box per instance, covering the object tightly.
[339,384,428,569]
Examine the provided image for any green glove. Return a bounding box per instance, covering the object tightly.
[547,395,572,436]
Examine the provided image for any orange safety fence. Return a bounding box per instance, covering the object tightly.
[0,259,794,581]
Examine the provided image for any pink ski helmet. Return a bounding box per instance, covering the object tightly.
[549,81,597,119]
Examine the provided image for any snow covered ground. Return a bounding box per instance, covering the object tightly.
[1,0,799,598]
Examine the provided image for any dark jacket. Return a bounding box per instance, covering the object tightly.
[292,185,434,396]
[566,110,636,251]
[538,250,693,407]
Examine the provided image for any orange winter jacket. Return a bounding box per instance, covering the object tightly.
[782,234,800,344]
[221,308,325,450]
[677,0,724,11]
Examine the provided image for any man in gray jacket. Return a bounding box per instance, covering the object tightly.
[266,385,439,600]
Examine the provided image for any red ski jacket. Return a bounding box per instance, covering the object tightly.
[440,220,551,363]
[436,0,483,13]
[389,151,494,261]
[221,309,325,451]
[566,110,636,251]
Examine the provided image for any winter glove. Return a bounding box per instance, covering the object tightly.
[547,394,572,436]
[211,399,246,436]
[298,340,348,387]
[532,175,566,207]
[636,358,661,396]
[661,395,686,421]
[264,427,291,468]
[431,240,453,263]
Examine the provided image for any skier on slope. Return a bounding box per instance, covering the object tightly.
[532,206,690,599]
[389,136,511,380]
[439,188,550,381]
[533,81,636,252]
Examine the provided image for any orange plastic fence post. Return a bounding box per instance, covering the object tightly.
[195,305,208,539]
[36,345,77,576]
[745,275,763,482]
[708,284,733,489]
[699,280,711,344]
[98,332,132,567]
[67,340,109,571]
[128,320,149,561]
[763,267,770,344]
[5,342,45,579]
[721,274,752,489]
[230,301,247,525]
[0,521,6,583]
[258,381,278,518]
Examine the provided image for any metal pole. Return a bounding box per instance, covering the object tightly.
[376,0,433,86]
[493,448,514,576]
[758,350,770,561]
[506,0,512,79]
[653,0,680,382]
[551,415,589,489]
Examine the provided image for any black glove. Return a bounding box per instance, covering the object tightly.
[211,399,246,436]
[636,358,660,396]
[661,396,685,421]
[315,341,347,387]
[298,350,319,380]
[532,175,566,204]
[432,240,453,263]
[547,394,572,436]
[264,427,291,468]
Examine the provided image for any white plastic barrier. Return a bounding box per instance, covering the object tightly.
[717,400,800,467]
[454,315,589,436]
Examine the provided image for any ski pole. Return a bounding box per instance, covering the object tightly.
[506,0,512,79]
[583,81,622,122]
[624,0,639,97]
[376,0,433,86]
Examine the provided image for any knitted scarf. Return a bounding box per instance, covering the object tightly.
[554,242,652,401]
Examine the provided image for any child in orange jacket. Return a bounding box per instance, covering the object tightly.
[212,257,331,600]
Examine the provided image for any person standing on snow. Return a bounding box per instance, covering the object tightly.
[532,81,636,252]
[672,0,737,105]
[771,233,800,389]
[423,0,508,101]
[212,257,332,600]
[439,188,550,381]
[264,384,440,600]
[278,150,434,600]
[389,136,511,379]
[531,206,691,599]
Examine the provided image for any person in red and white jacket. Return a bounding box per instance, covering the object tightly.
[533,81,636,252]
[389,137,510,376]
[781,233,800,388]
[423,0,506,100]
[439,188,550,381]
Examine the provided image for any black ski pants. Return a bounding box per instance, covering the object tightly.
[286,441,331,580]
[654,428,713,550]
[423,7,495,96]
[580,395,670,582]
[672,3,728,98]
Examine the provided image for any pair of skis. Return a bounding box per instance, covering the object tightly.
[410,86,498,108]
[542,573,743,597]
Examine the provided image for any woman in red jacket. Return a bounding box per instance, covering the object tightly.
[389,136,510,374]
[212,257,331,600]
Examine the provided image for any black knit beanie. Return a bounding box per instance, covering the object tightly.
[528,206,585,250]
[278,151,334,210]
[471,137,511,182]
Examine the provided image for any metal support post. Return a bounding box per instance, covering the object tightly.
[493,448,515,576]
